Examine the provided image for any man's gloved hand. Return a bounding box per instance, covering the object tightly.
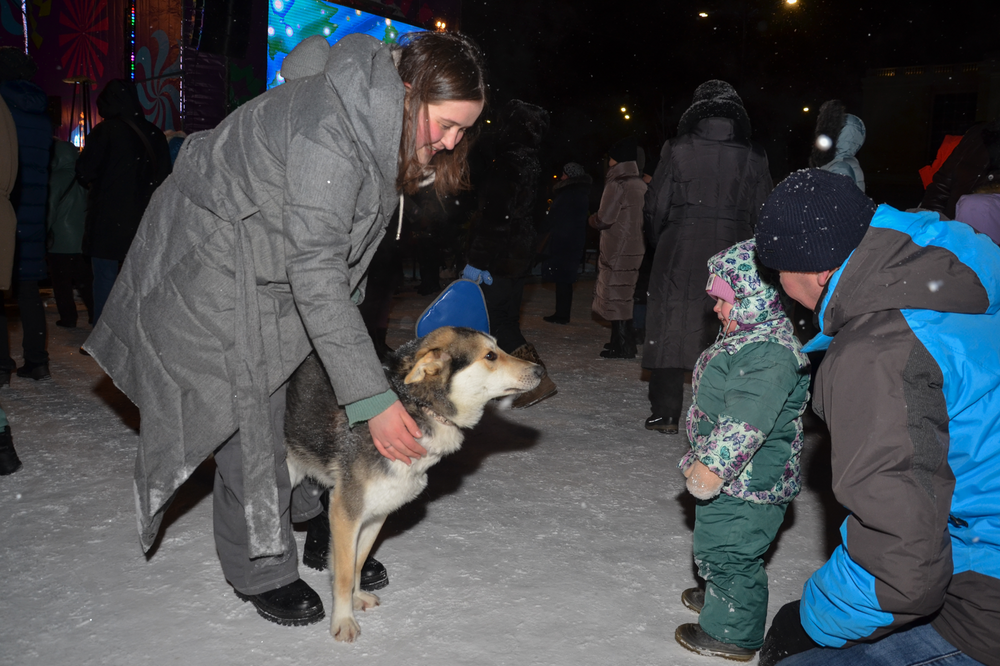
[461,264,493,285]
[683,459,724,500]
[758,600,821,666]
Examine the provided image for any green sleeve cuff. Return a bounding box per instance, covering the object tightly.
[345,389,398,427]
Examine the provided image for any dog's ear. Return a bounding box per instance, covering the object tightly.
[404,349,452,384]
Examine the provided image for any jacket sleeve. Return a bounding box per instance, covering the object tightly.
[920,127,985,217]
[588,177,624,230]
[687,343,801,480]
[282,131,390,407]
[75,123,110,187]
[801,325,954,647]
[645,141,674,242]
[748,149,773,231]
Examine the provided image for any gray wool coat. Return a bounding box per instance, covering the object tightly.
[84,35,404,558]
[589,160,647,321]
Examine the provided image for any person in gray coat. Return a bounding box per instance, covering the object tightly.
[82,32,486,627]
[642,80,772,434]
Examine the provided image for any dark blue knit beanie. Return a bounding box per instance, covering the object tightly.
[756,168,877,272]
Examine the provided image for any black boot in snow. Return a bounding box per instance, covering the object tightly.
[301,495,389,591]
[675,623,756,662]
[600,321,635,359]
[682,587,705,613]
[0,426,22,475]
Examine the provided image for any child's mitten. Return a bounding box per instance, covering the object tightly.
[684,460,724,500]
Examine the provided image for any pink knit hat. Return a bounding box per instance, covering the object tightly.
[706,273,736,304]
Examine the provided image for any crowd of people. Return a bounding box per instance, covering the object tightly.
[1,28,998,666]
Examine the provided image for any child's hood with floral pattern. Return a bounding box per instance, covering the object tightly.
[708,238,785,330]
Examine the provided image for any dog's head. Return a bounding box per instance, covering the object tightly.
[387,327,544,428]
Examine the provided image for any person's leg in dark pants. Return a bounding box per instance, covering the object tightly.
[646,367,685,433]
[91,257,119,325]
[15,281,49,378]
[481,275,528,354]
[544,281,573,324]
[49,254,79,327]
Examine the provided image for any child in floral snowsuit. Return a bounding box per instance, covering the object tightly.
[674,239,811,662]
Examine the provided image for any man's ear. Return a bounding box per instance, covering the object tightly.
[817,268,839,288]
[404,350,452,385]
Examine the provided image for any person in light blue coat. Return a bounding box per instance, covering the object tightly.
[809,100,865,192]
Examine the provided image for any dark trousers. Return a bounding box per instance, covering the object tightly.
[553,281,573,320]
[481,275,528,353]
[648,367,686,421]
[0,280,48,369]
[48,253,94,326]
[91,257,120,325]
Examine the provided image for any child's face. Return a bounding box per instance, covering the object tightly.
[713,297,737,334]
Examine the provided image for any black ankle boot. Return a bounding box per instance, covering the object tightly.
[600,321,636,359]
[0,426,22,475]
[235,579,325,626]
[302,507,389,591]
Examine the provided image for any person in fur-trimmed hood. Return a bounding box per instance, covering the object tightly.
[674,239,810,662]
[464,99,557,408]
[809,100,865,192]
[641,79,773,434]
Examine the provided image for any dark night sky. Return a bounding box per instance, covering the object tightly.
[458,0,1000,179]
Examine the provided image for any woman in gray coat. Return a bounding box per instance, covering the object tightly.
[83,32,486,626]
[642,80,772,434]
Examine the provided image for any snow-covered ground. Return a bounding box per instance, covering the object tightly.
[0,279,840,666]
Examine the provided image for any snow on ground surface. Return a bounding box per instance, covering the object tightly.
[0,278,842,666]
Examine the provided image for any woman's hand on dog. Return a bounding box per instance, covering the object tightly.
[369,401,426,464]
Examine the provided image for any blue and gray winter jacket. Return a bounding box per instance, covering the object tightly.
[800,204,1000,666]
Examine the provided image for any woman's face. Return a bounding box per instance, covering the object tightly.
[414,98,484,166]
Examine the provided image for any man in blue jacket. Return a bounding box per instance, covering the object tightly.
[754,168,1000,666]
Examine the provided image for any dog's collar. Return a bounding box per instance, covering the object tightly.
[423,407,457,428]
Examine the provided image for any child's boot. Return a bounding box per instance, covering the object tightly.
[681,587,705,613]
[675,623,756,662]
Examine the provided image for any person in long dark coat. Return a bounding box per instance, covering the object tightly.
[0,48,53,382]
[642,80,772,434]
[539,161,592,324]
[463,99,556,408]
[76,79,172,324]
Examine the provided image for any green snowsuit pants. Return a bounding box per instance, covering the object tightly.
[693,494,787,649]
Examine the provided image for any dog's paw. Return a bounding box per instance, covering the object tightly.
[331,615,361,643]
[354,590,380,611]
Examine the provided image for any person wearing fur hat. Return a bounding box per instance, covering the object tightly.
[82,32,488,627]
[753,168,1000,666]
[464,99,557,408]
[539,162,593,324]
[809,100,865,192]
[642,80,773,434]
[674,238,810,662]
[589,136,647,358]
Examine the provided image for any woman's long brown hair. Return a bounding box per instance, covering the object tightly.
[394,31,488,198]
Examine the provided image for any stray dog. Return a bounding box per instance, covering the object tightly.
[284,326,544,642]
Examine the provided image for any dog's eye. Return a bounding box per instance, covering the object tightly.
[485,351,497,361]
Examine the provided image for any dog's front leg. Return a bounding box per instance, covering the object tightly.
[353,516,387,611]
[330,492,362,643]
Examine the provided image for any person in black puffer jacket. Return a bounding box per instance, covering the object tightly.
[464,99,555,408]
[642,80,772,434]
[76,79,171,324]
